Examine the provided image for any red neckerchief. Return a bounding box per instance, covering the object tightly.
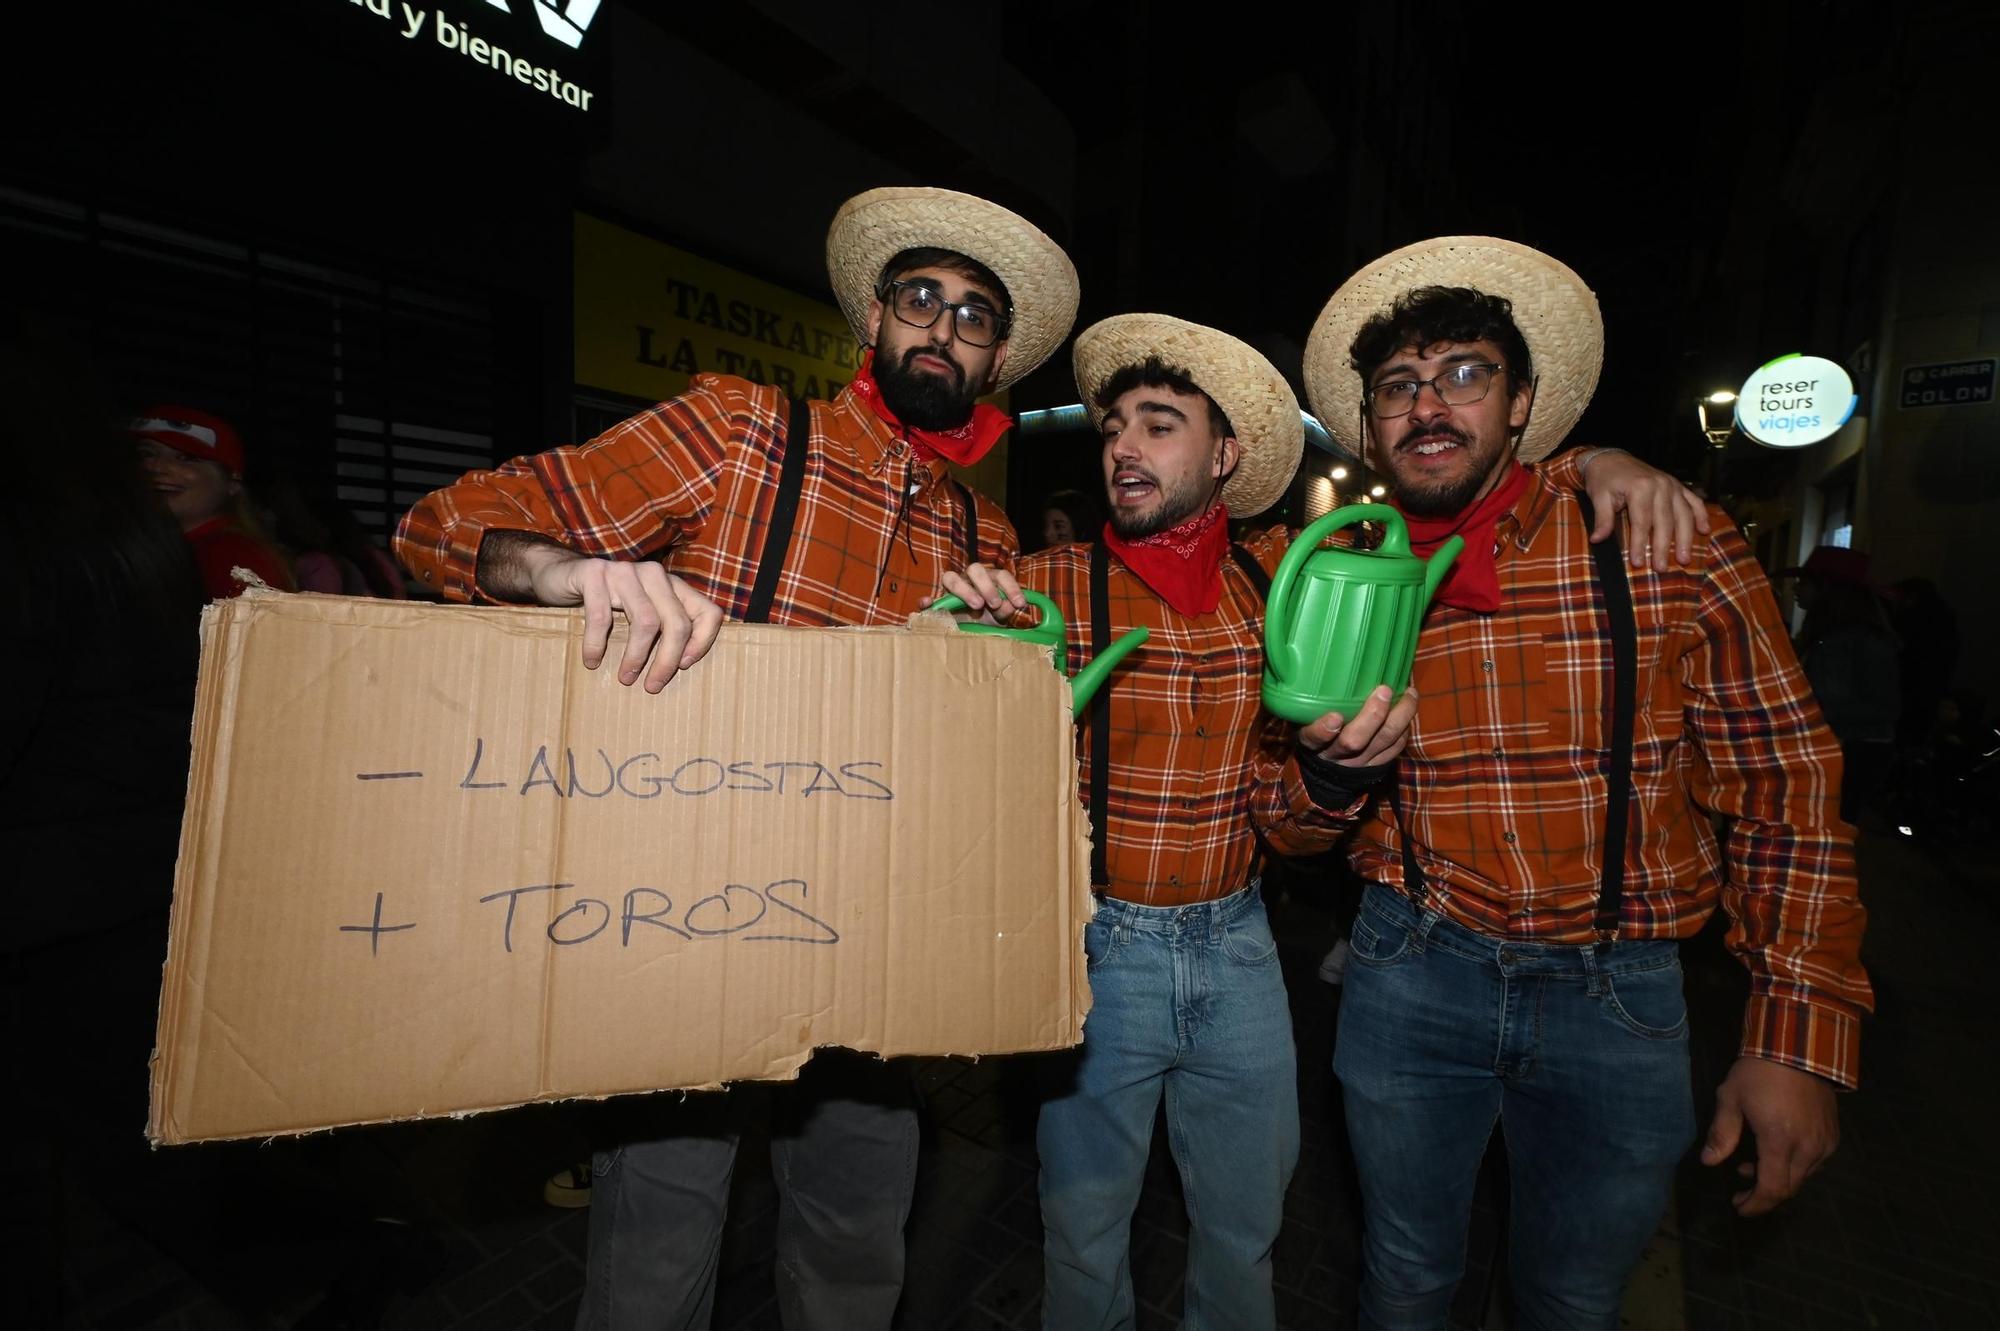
[849,350,1012,466]
[1395,462,1533,614]
[1101,502,1231,617]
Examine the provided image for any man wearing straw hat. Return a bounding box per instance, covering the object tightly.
[397,186,1079,1330]
[1302,239,1872,1328]
[940,316,1416,1328]
[939,311,1706,1328]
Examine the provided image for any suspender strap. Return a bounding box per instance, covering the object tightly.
[950,478,979,567]
[1389,782,1425,896]
[1227,542,1271,601]
[745,397,811,625]
[1577,494,1638,946]
[1089,539,1112,887]
[1389,499,1637,947]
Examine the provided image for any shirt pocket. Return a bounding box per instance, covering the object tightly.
[1408,632,1555,761]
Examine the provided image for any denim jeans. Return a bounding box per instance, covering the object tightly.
[1038,884,1300,1331]
[1334,885,1695,1331]
[578,1050,917,1331]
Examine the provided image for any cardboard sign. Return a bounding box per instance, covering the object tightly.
[148,592,1092,1145]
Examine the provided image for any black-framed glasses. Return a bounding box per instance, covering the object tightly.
[877,279,1011,348]
[1366,362,1509,418]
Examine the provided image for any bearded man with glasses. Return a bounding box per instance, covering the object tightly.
[1305,241,1872,1330]
[398,186,1078,1331]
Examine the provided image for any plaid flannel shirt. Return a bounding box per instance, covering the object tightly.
[395,374,1016,625]
[1353,450,1873,1087]
[1020,526,1354,908]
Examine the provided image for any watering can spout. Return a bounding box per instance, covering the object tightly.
[1067,627,1149,712]
[1422,535,1466,609]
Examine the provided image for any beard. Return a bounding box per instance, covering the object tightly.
[1107,467,1214,539]
[1382,423,1510,517]
[873,344,982,431]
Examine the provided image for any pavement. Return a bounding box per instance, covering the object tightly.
[50,827,1997,1329]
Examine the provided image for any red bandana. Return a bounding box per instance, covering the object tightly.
[1395,462,1533,614]
[1102,503,1232,617]
[849,350,1013,466]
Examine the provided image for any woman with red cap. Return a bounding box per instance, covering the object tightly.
[128,404,294,598]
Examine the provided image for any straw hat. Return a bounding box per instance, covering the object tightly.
[1302,236,1603,463]
[826,186,1080,392]
[1073,314,1303,517]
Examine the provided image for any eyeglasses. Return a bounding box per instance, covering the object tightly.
[1366,362,1509,418]
[878,280,1010,348]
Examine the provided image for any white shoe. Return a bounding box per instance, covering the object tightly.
[543,1162,592,1208]
[1317,938,1352,986]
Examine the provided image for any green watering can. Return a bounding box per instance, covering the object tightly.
[1262,504,1463,724]
[930,590,1149,712]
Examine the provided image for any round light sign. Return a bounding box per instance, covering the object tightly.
[1735,354,1856,448]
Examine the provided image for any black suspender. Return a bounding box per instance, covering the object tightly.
[744,397,812,625]
[951,478,979,568]
[1578,494,1638,948]
[1391,495,1638,949]
[1089,540,1113,887]
[747,397,981,624]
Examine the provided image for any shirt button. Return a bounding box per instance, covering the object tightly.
[1196,726,1207,738]
[1502,831,1517,845]
[1481,659,1494,672]
[1491,745,1503,756]
[1183,797,1197,810]
[1168,874,1179,886]
[888,579,900,593]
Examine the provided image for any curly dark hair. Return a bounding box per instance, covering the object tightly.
[1347,285,1533,389]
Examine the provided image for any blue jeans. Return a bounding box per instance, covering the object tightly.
[578,1051,917,1331]
[1038,884,1300,1331]
[1334,885,1695,1331]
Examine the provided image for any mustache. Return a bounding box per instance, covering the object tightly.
[897,344,964,386]
[1394,423,1471,451]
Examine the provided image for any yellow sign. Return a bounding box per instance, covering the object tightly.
[572,212,1011,502]
[574,213,862,404]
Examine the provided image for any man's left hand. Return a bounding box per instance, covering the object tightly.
[1580,449,1712,571]
[1297,685,1419,766]
[1700,1056,1840,1217]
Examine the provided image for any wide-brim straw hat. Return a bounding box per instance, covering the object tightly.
[826,186,1080,393]
[1073,314,1304,518]
[1303,236,1603,463]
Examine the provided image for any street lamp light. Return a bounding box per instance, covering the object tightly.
[1697,389,1736,449]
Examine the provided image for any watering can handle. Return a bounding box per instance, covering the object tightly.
[1264,504,1405,685]
[928,589,1067,674]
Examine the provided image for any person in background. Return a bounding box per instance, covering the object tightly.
[1784,546,1900,824]
[129,404,294,598]
[1035,486,1098,550]
[265,472,409,598]
[4,318,205,1322]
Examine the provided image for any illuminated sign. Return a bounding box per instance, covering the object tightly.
[338,0,601,112]
[1735,354,1856,449]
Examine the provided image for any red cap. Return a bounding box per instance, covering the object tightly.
[1778,546,1871,586]
[127,405,245,477]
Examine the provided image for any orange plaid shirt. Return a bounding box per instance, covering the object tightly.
[1356,451,1873,1087]
[395,375,1016,625]
[1020,526,1354,909]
